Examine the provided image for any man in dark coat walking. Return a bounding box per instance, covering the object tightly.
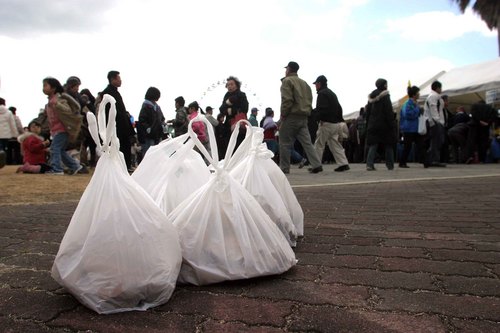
[313,75,350,172]
[101,70,136,171]
[365,78,396,171]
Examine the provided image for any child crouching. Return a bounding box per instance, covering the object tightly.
[17,120,51,173]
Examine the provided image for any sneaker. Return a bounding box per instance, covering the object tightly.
[298,158,307,169]
[282,168,290,174]
[45,170,64,175]
[399,164,409,168]
[334,165,350,172]
[77,165,89,174]
[71,165,83,175]
[308,166,323,174]
[366,166,376,171]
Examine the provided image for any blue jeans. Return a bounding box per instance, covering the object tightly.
[50,132,80,173]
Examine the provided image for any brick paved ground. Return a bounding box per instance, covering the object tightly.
[1,172,500,332]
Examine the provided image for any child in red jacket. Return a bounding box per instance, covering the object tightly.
[17,120,51,173]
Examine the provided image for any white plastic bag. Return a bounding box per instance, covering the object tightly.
[51,95,182,314]
[132,133,211,215]
[169,117,296,285]
[229,128,298,246]
[263,157,305,236]
[418,113,428,135]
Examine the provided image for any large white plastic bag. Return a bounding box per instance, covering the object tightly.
[169,117,296,285]
[51,95,182,314]
[229,128,298,246]
[132,133,210,215]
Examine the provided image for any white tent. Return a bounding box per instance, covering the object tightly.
[417,58,500,111]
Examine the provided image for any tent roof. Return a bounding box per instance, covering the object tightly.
[418,58,500,105]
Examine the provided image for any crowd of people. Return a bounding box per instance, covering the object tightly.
[1,64,499,175]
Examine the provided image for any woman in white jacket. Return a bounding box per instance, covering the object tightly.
[0,98,19,165]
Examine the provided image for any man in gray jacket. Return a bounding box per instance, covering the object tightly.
[279,61,322,174]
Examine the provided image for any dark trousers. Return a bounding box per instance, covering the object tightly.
[119,136,132,170]
[426,123,445,165]
[400,132,423,165]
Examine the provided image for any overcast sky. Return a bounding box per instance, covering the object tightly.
[0,0,497,126]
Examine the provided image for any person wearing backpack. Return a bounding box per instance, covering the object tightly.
[42,77,85,175]
[399,86,423,167]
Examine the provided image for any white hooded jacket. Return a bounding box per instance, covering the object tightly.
[0,105,19,139]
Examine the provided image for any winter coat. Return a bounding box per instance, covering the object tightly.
[18,132,47,164]
[219,90,249,126]
[365,89,396,146]
[138,100,165,143]
[101,84,135,139]
[172,107,188,137]
[0,105,18,139]
[316,86,343,123]
[280,73,313,118]
[399,98,420,134]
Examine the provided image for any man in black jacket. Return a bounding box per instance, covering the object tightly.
[313,75,349,172]
[101,70,135,171]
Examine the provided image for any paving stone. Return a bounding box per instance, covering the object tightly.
[290,305,447,333]
[438,276,500,297]
[0,269,60,291]
[50,307,197,332]
[336,245,427,258]
[321,268,438,291]
[374,289,500,321]
[379,258,491,277]
[449,318,500,333]
[383,238,472,250]
[347,230,422,239]
[281,264,321,281]
[294,242,335,254]
[159,290,293,326]
[430,249,500,264]
[0,288,77,322]
[423,233,500,242]
[0,253,55,271]
[0,316,68,333]
[471,242,500,252]
[202,319,285,332]
[5,240,60,254]
[244,279,370,307]
[487,264,500,277]
[295,253,334,266]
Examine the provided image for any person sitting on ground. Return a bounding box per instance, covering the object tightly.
[16,120,52,173]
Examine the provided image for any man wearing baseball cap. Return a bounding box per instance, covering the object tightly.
[312,75,350,172]
[279,61,322,174]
